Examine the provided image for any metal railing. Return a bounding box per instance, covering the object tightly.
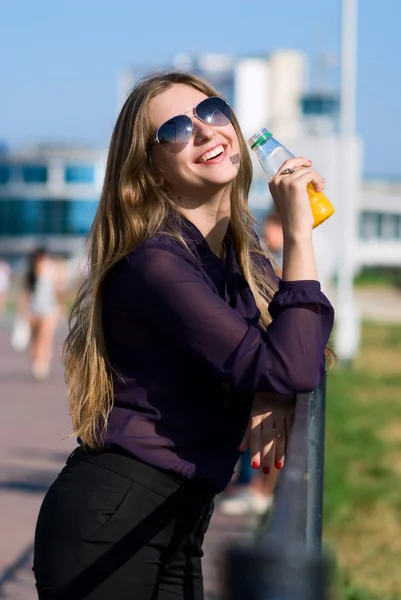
[222,378,335,600]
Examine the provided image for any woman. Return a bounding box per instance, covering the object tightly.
[33,71,334,599]
[21,247,64,380]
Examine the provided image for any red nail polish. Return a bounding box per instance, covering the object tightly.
[252,461,259,469]
[263,466,270,474]
[275,460,283,470]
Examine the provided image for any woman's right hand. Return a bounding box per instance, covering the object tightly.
[268,158,325,238]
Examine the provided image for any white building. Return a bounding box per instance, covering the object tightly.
[357,180,401,268]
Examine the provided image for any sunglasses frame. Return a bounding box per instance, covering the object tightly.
[152,96,232,150]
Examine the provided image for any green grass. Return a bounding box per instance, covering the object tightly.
[353,267,401,288]
[324,322,401,599]
[329,267,401,289]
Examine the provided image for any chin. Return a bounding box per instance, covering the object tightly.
[205,166,239,186]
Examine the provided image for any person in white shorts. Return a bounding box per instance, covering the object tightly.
[21,247,65,380]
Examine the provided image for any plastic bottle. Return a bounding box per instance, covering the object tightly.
[248,128,335,229]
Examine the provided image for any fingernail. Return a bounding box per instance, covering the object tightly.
[252,461,259,469]
[263,466,270,474]
[275,460,283,470]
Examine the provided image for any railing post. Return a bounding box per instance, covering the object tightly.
[306,378,327,554]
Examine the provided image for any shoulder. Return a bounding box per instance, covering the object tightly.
[130,232,198,265]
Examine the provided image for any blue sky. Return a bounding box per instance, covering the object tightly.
[1,0,399,178]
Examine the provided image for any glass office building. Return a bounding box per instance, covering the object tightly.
[0,146,106,261]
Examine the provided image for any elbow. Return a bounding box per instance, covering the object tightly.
[250,370,321,395]
[285,363,324,394]
[289,378,318,394]
[237,371,319,395]
[279,377,317,394]
[230,339,324,395]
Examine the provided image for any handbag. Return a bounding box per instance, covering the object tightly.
[11,316,31,352]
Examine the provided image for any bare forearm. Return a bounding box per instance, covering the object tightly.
[281,233,318,282]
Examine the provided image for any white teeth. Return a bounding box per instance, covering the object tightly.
[199,145,224,162]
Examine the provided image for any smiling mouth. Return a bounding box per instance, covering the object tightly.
[197,145,226,163]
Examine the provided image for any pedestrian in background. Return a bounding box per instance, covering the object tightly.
[262,208,284,273]
[33,71,334,599]
[18,247,65,380]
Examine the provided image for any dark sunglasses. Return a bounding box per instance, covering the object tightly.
[153,96,233,153]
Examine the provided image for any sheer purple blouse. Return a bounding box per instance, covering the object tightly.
[102,218,334,492]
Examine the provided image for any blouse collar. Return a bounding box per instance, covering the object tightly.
[178,215,234,270]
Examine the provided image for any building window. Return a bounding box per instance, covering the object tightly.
[67,200,98,234]
[360,212,380,240]
[0,199,40,234]
[0,198,98,236]
[359,212,401,240]
[65,164,95,184]
[22,165,48,183]
[0,165,11,184]
[381,214,398,240]
[301,94,340,117]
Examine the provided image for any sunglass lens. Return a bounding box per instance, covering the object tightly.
[196,97,232,126]
[157,115,193,151]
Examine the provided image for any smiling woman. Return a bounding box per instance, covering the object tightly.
[32,70,334,600]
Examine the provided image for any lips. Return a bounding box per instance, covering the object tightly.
[196,144,226,163]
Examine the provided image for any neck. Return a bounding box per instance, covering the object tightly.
[177,186,231,258]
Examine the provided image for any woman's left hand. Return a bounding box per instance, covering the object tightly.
[239,392,295,473]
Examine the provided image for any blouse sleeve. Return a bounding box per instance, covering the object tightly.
[119,243,335,395]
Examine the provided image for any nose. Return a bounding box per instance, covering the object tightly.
[193,117,215,143]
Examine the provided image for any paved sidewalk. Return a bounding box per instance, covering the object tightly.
[353,286,401,323]
[323,283,401,323]
[0,320,255,599]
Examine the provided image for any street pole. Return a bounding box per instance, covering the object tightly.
[334,0,361,364]
[340,0,358,136]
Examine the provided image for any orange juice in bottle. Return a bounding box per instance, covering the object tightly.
[248,128,335,228]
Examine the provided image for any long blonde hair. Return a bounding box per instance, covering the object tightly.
[63,70,328,450]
